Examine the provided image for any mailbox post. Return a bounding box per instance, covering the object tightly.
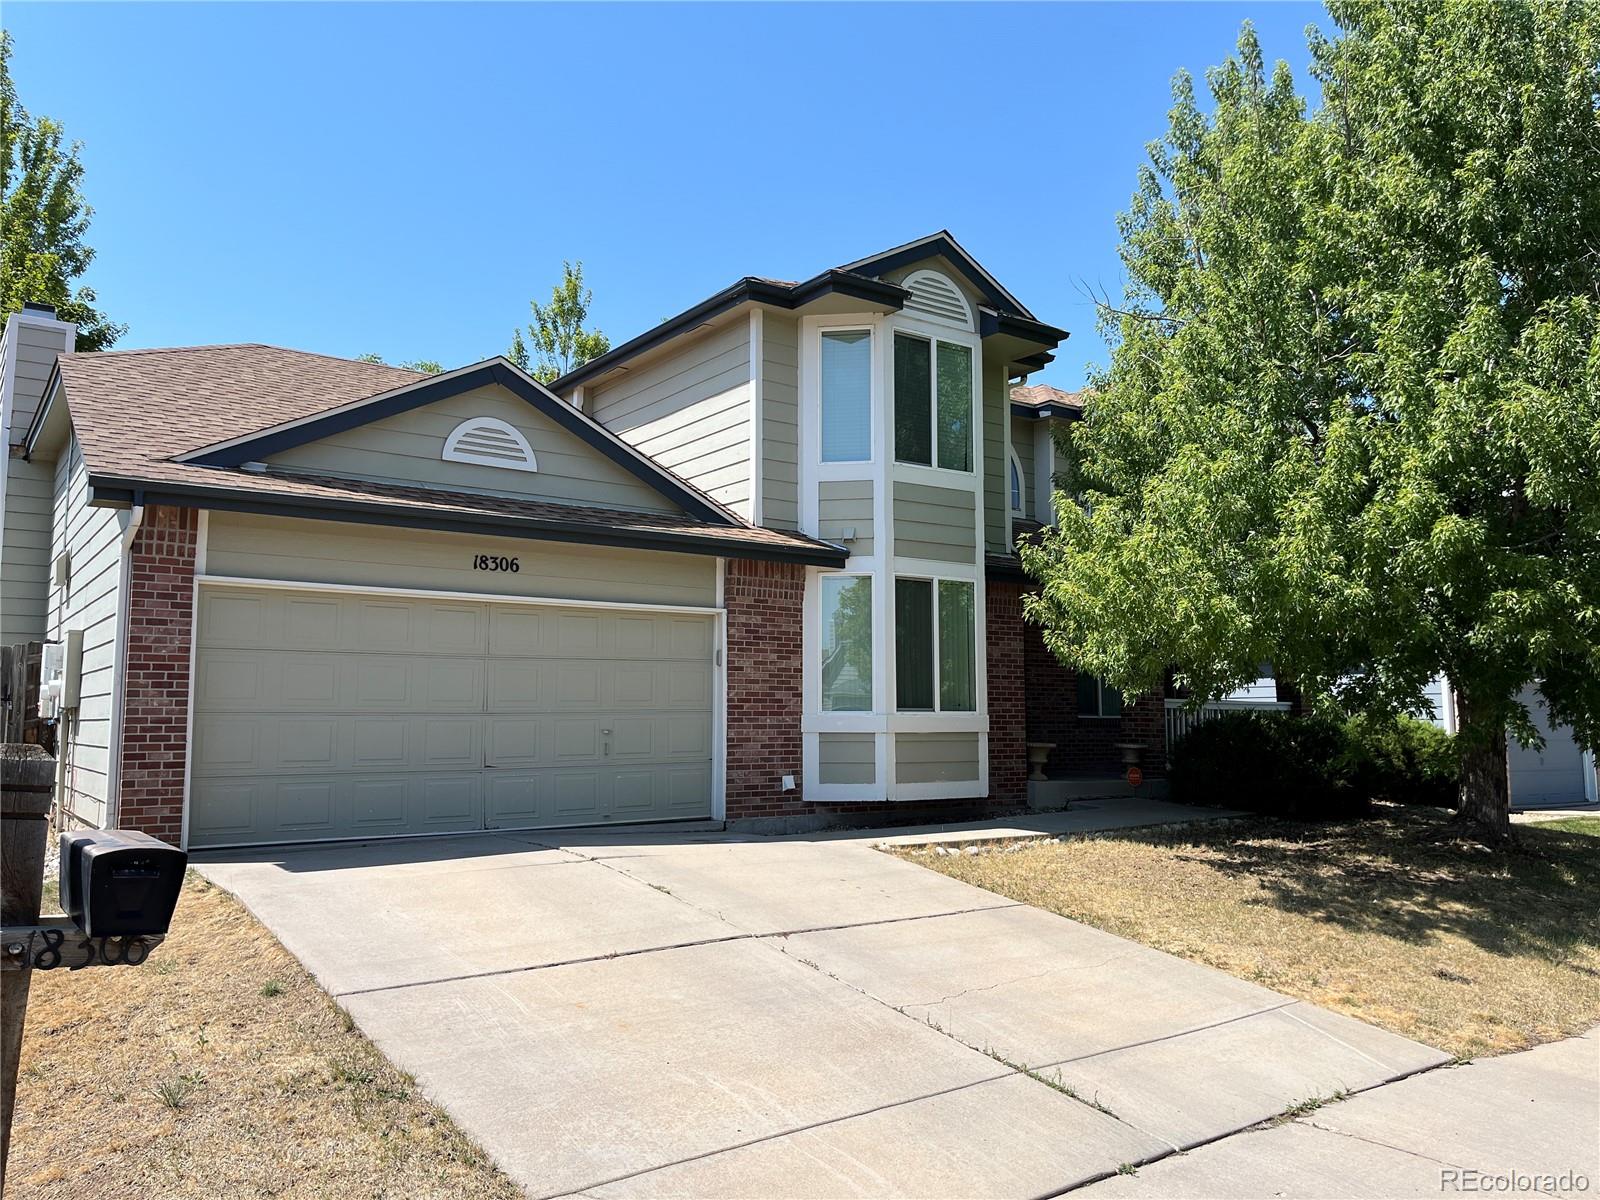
[0,745,187,1188]
[1,744,54,1189]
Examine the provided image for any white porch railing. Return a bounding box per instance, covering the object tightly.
[1164,698,1291,755]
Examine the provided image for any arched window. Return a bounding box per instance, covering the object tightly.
[442,417,538,473]
[1009,451,1025,514]
[900,269,973,331]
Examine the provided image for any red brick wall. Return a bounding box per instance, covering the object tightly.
[116,505,198,842]
[724,559,810,823]
[1023,618,1166,777]
[722,559,1008,828]
[986,582,1027,802]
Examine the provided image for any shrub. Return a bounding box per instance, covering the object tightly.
[1169,711,1369,819]
[1346,714,1459,808]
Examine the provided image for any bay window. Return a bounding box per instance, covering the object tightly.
[820,574,873,711]
[894,577,976,712]
[894,332,972,471]
[821,329,871,463]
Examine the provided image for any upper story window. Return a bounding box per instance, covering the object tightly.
[1009,451,1025,513]
[894,333,972,472]
[821,329,872,463]
[443,417,538,473]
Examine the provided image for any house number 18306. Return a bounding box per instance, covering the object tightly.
[472,554,520,573]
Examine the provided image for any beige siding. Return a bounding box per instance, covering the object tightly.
[587,320,753,518]
[983,360,1007,552]
[205,512,718,608]
[818,732,875,785]
[761,314,800,529]
[267,383,679,515]
[1010,417,1035,521]
[818,479,874,558]
[893,481,977,564]
[2,456,53,644]
[49,433,126,828]
[4,317,72,444]
[894,732,982,784]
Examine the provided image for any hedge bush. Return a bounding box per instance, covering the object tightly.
[1169,711,1368,819]
[1170,710,1461,819]
[1346,713,1460,808]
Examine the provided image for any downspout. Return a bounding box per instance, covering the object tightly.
[105,499,145,828]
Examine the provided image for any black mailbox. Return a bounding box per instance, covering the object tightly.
[59,830,187,937]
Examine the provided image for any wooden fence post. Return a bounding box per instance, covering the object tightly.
[1,743,54,1191]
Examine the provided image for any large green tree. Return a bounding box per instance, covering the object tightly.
[0,32,123,350]
[509,261,610,383]
[1024,1,1600,840]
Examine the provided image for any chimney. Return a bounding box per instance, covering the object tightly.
[2,303,78,450]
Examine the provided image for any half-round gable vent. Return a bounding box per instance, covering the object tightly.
[442,416,539,473]
[901,269,974,329]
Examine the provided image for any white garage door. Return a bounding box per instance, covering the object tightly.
[189,586,714,847]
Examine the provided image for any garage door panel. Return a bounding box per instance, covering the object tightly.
[552,772,603,818]
[552,719,601,761]
[667,663,713,706]
[664,765,714,812]
[486,717,541,766]
[554,612,603,655]
[350,778,409,829]
[486,660,547,710]
[283,597,342,650]
[192,588,713,846]
[419,775,481,825]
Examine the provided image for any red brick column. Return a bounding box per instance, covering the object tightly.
[985,581,1027,802]
[116,505,198,842]
[723,559,809,824]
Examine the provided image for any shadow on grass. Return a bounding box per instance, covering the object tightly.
[1147,805,1600,966]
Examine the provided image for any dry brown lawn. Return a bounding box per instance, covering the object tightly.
[9,874,520,1199]
[898,805,1600,1059]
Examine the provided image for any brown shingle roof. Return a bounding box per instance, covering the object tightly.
[1010,383,1090,410]
[48,344,845,565]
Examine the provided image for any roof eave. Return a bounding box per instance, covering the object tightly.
[86,474,849,568]
[549,273,908,393]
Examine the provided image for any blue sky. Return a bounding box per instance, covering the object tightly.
[7,2,1324,389]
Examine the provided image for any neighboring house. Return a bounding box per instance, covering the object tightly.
[0,232,1192,849]
[1424,679,1598,809]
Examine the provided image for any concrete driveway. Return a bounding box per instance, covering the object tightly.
[198,828,1451,1199]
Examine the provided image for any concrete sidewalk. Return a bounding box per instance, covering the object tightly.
[198,827,1453,1199]
[1080,1027,1600,1198]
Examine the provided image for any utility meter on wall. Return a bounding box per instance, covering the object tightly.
[36,630,83,721]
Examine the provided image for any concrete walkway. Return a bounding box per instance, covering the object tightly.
[198,826,1455,1199]
[1080,1027,1600,1199]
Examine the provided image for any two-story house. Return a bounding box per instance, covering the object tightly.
[0,232,1165,849]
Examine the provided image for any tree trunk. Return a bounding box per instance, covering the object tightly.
[1452,687,1512,843]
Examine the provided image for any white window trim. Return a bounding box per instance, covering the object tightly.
[816,324,877,468]
[1009,448,1026,515]
[442,416,538,473]
[889,323,978,476]
[798,307,989,804]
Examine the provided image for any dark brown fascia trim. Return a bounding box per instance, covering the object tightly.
[550,272,909,392]
[87,477,849,568]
